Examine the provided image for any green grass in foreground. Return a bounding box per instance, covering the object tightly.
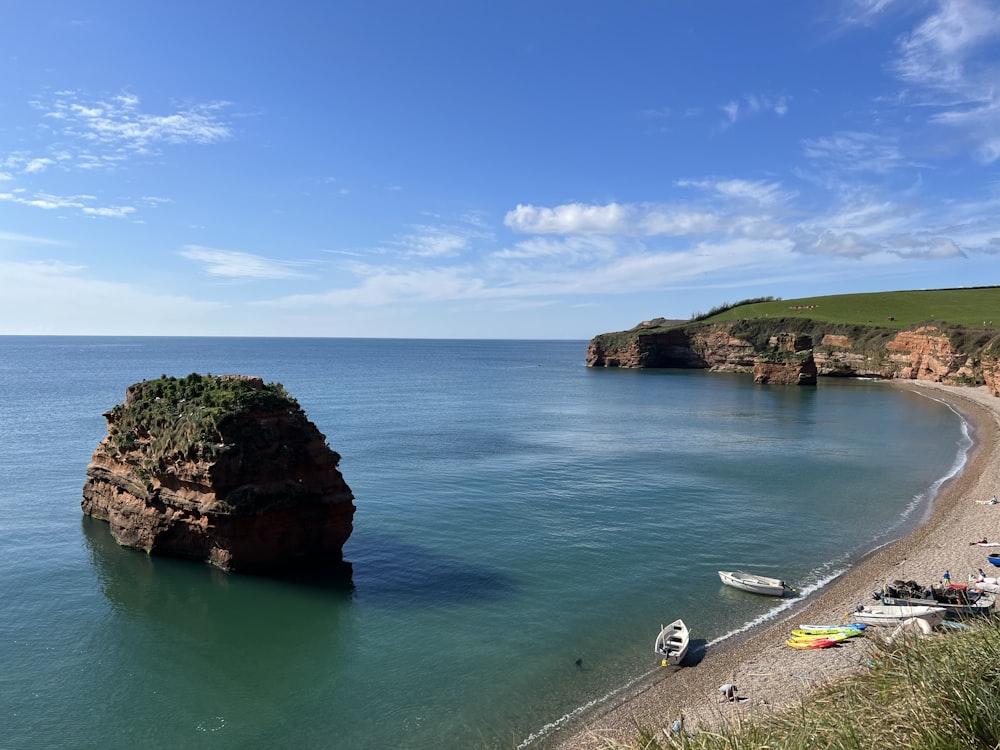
[606,617,1000,750]
[701,287,1000,329]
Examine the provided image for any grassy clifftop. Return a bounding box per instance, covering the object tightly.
[698,286,1000,329]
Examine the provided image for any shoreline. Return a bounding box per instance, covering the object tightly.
[546,381,1000,749]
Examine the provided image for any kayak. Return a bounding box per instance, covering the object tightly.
[786,637,837,649]
[798,623,867,633]
[790,628,863,639]
[785,633,850,643]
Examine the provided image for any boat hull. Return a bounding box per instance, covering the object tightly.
[854,605,945,628]
[654,619,690,666]
[879,593,995,617]
[718,570,788,597]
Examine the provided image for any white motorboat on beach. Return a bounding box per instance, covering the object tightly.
[654,619,690,666]
[875,580,996,617]
[718,570,792,597]
[853,603,946,628]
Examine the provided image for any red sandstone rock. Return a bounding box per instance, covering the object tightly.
[82,374,355,572]
[821,334,851,349]
[753,360,818,385]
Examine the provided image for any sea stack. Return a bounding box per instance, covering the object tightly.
[82,373,355,572]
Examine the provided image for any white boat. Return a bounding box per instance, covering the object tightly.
[654,619,689,666]
[853,604,946,628]
[718,570,791,597]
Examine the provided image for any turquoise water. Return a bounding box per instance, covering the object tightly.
[0,337,968,749]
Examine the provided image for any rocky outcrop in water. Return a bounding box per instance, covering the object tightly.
[82,374,355,572]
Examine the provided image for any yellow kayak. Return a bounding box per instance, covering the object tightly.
[790,628,862,639]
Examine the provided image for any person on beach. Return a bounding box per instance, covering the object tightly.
[718,684,738,702]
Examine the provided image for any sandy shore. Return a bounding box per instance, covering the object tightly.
[547,381,1000,750]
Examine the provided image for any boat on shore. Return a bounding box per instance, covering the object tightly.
[875,580,996,617]
[654,619,690,666]
[718,570,792,596]
[853,603,946,628]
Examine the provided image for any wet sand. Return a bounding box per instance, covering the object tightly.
[548,382,1000,749]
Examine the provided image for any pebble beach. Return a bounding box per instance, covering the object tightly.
[550,381,1000,749]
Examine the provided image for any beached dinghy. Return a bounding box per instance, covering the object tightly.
[853,604,945,628]
[654,619,690,666]
[988,553,1000,567]
[718,570,792,597]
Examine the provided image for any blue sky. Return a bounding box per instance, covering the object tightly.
[2,1,999,339]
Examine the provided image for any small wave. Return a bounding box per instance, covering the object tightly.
[902,392,973,527]
[706,567,846,647]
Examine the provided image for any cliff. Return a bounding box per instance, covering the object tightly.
[588,320,1000,396]
[82,374,356,572]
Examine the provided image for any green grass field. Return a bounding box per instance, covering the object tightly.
[701,287,1000,329]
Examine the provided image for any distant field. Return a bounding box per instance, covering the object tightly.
[702,287,1000,329]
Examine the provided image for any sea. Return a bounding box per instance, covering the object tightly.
[0,337,971,750]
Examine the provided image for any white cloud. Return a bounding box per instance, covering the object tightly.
[801,131,908,173]
[81,206,136,218]
[395,227,470,258]
[790,229,883,258]
[718,93,789,127]
[25,158,54,173]
[39,91,233,157]
[504,202,632,235]
[636,210,723,236]
[178,246,313,280]
[885,0,1000,162]
[676,178,792,206]
[892,0,1000,91]
[888,234,967,258]
[0,189,134,217]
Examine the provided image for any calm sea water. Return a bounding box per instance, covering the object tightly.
[0,337,968,750]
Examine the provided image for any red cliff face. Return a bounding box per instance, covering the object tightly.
[82,375,355,572]
[884,326,972,382]
[588,322,999,394]
[983,356,1000,398]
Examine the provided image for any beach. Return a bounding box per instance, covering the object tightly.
[550,382,1000,749]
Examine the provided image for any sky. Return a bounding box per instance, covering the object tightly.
[1,0,999,339]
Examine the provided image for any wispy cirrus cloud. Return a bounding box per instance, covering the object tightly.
[0,189,135,217]
[888,0,1000,163]
[37,91,233,160]
[179,246,314,280]
[675,178,794,206]
[0,90,236,220]
[719,93,789,128]
[801,131,909,174]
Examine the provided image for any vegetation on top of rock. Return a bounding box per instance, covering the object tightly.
[701,286,1000,330]
[105,373,300,465]
[690,295,781,322]
[592,287,1000,363]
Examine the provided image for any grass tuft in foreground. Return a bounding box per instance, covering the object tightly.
[605,617,1000,750]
